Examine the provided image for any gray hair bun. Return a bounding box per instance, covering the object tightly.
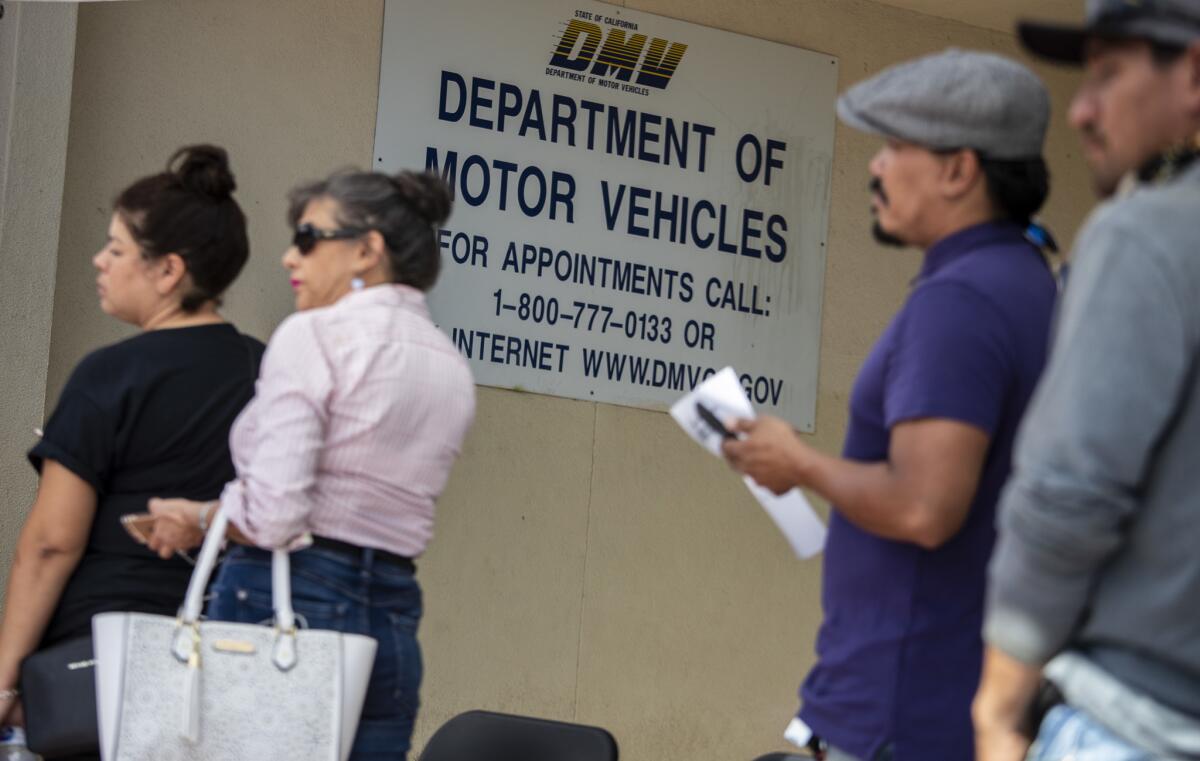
[390,171,452,227]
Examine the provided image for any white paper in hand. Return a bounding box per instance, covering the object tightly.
[670,367,827,558]
[742,477,827,559]
[669,367,753,456]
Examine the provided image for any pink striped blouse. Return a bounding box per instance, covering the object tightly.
[219,284,476,556]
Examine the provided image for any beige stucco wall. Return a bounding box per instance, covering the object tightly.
[0,3,77,600]
[2,0,1094,758]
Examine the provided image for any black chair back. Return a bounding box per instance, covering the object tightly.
[418,710,619,761]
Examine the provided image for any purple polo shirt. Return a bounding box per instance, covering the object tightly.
[798,222,1056,761]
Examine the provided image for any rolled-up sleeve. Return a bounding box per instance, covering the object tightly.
[222,314,334,549]
[984,219,1193,665]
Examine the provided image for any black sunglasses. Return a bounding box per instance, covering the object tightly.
[292,223,366,255]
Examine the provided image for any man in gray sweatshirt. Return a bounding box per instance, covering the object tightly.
[973,2,1200,760]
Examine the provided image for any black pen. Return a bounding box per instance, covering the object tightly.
[696,401,735,440]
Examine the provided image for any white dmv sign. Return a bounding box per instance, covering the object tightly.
[373,0,837,430]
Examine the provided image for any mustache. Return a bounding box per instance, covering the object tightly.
[1080,124,1105,147]
[869,177,889,206]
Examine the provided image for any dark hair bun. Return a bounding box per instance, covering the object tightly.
[391,171,452,226]
[169,144,237,200]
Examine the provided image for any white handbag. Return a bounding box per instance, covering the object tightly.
[92,508,378,761]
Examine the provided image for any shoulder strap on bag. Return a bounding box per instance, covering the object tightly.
[173,507,298,669]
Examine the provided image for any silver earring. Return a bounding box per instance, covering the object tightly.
[351,277,365,291]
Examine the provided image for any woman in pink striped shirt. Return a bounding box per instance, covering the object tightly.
[149,170,476,760]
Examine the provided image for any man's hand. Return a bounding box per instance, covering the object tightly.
[721,416,815,494]
[146,498,208,559]
[974,721,1033,761]
[973,645,1043,761]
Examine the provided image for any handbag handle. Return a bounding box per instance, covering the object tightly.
[172,505,299,671]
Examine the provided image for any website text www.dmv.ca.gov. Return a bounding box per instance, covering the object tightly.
[581,348,783,405]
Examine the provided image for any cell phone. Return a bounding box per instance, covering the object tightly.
[120,512,197,566]
[120,513,155,545]
[695,402,735,440]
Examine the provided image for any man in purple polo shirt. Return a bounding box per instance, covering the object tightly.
[723,49,1058,761]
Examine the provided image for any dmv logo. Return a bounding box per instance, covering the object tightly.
[548,19,688,90]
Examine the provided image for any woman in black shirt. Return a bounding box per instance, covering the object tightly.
[0,145,263,756]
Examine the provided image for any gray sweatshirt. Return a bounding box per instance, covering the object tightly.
[985,161,1200,730]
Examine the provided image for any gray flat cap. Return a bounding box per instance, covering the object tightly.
[1020,0,1200,65]
[836,48,1050,160]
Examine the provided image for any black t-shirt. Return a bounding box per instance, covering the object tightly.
[28,324,264,645]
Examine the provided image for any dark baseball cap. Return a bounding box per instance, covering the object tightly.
[1019,0,1200,64]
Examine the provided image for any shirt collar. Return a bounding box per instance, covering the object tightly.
[919,220,1027,280]
[337,282,430,316]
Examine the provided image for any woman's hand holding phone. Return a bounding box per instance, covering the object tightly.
[120,513,157,545]
[122,499,208,559]
[147,498,208,559]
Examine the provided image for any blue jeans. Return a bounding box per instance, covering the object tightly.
[1028,705,1160,761]
[208,545,423,761]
